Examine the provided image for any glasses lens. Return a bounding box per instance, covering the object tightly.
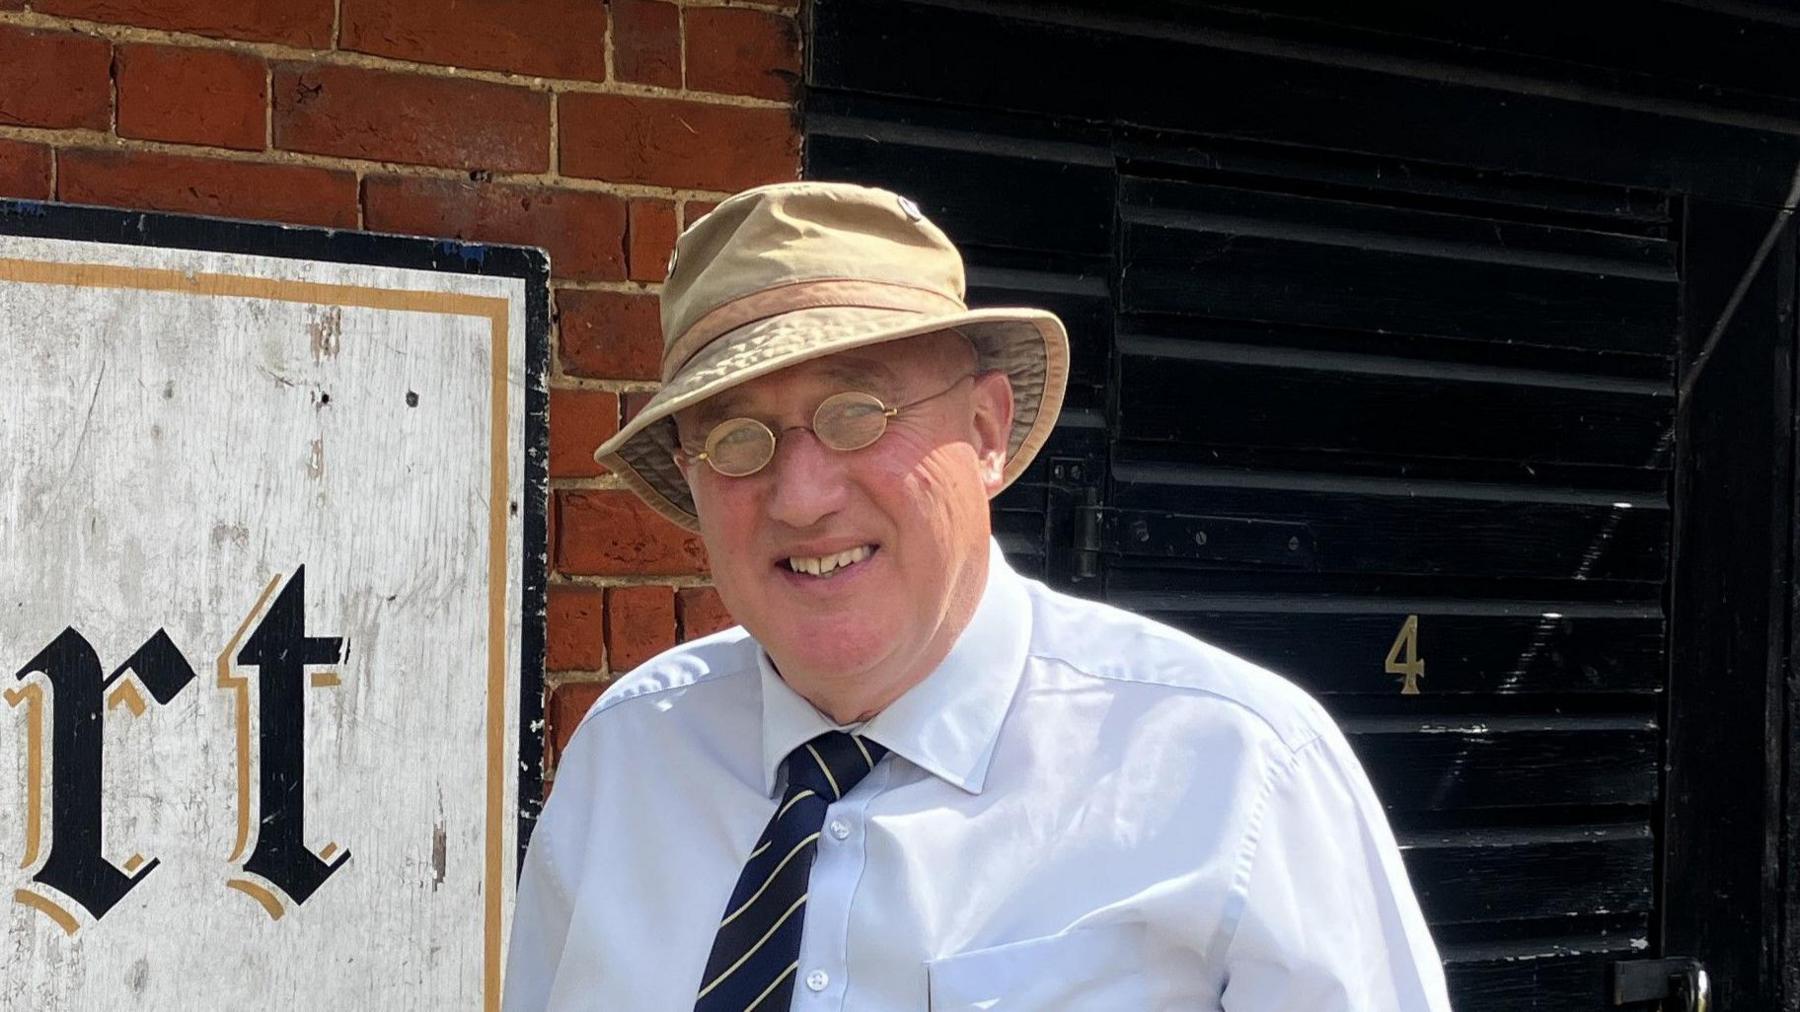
[705,418,775,476]
[815,392,889,451]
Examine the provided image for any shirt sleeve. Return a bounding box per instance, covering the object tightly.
[501,825,568,1011]
[1220,729,1452,1012]
[501,725,595,1012]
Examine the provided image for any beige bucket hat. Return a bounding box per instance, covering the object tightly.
[593,180,1070,531]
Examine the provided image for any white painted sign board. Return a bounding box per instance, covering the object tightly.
[0,208,548,1011]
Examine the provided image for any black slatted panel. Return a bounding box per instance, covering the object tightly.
[1113,151,1674,1007]
[806,3,1703,1007]
[810,0,1800,205]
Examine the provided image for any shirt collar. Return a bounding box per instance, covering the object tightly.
[758,538,1033,797]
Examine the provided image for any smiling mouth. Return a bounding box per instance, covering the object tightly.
[783,544,877,578]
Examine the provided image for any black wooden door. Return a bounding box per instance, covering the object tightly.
[1094,144,1675,1010]
[806,2,1800,1008]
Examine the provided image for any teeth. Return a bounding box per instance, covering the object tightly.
[787,545,872,577]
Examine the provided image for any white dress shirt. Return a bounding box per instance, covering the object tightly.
[505,540,1451,1010]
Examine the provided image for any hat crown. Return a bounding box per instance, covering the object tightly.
[660,182,969,381]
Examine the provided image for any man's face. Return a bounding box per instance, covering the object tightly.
[674,332,1015,720]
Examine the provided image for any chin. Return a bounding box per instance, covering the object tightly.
[767,621,897,683]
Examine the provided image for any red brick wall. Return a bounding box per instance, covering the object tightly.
[0,0,792,790]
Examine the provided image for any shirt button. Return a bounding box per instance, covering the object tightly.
[828,819,851,841]
[805,969,830,992]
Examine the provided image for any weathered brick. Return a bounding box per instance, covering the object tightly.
[678,586,735,640]
[622,391,657,425]
[275,64,549,173]
[59,149,358,228]
[340,0,606,81]
[612,0,680,88]
[0,0,24,9]
[606,585,676,672]
[0,141,53,200]
[560,93,798,192]
[546,680,606,765]
[546,585,605,671]
[117,44,267,151]
[556,288,662,380]
[365,177,626,282]
[549,387,618,479]
[627,198,678,283]
[557,489,707,576]
[0,26,111,131]
[35,0,334,46]
[682,199,720,229]
[684,6,799,102]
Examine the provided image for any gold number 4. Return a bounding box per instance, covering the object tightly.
[1386,614,1424,695]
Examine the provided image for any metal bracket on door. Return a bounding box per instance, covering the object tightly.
[1073,505,1317,570]
[1612,957,1710,1011]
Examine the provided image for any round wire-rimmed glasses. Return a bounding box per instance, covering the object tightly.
[681,373,976,477]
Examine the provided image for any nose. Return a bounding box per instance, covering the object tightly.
[762,427,851,528]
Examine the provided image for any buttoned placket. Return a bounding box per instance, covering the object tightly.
[791,756,892,1008]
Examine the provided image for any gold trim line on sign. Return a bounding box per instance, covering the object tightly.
[217,573,283,865]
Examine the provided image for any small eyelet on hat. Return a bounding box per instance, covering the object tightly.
[896,196,924,222]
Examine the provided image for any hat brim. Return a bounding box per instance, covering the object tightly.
[593,304,1070,532]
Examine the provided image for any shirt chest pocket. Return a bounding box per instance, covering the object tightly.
[925,922,1150,1011]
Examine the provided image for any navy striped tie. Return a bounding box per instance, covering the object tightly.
[694,731,888,1011]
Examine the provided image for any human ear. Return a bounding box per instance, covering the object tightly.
[968,370,1014,495]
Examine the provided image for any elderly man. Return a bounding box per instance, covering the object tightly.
[505,182,1451,1011]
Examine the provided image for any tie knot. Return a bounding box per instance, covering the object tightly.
[787,732,887,801]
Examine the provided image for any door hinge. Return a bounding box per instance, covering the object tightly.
[1612,957,1710,1010]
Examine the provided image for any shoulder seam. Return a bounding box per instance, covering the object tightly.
[1211,742,1304,964]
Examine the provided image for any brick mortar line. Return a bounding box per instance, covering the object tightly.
[552,573,715,589]
[550,474,633,490]
[106,29,117,137]
[0,125,743,201]
[548,91,560,177]
[550,375,661,394]
[677,2,689,92]
[551,373,660,394]
[601,0,615,88]
[546,671,613,687]
[547,313,567,385]
[553,278,663,294]
[0,10,791,108]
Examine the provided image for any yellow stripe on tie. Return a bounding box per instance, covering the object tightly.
[696,894,808,1000]
[805,743,841,799]
[853,736,874,770]
[721,833,820,929]
[746,962,799,1011]
[777,789,815,820]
